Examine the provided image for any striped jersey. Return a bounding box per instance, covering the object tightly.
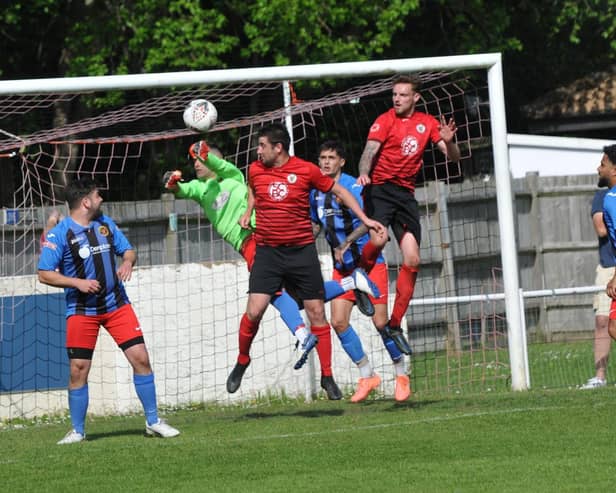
[248,156,334,246]
[310,173,384,273]
[38,214,132,317]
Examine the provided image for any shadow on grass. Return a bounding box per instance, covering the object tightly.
[242,408,346,420]
[85,428,148,441]
[349,398,441,411]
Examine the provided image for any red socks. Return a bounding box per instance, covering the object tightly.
[390,265,418,327]
[359,240,382,274]
[238,313,259,366]
[311,325,333,377]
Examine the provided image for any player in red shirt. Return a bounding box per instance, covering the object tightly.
[238,123,385,395]
[357,74,460,355]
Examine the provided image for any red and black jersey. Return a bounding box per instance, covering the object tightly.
[248,156,334,246]
[367,108,441,192]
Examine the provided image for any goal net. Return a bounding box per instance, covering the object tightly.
[0,55,524,420]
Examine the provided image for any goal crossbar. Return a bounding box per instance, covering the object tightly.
[0,54,502,95]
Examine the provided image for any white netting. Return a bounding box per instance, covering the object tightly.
[0,65,513,420]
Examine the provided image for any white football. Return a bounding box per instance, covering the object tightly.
[183,99,218,132]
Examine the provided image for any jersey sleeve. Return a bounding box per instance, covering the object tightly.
[309,189,320,224]
[349,181,364,207]
[38,225,64,271]
[592,190,606,216]
[175,179,208,201]
[105,216,133,256]
[206,154,245,183]
[309,164,335,193]
[428,114,442,144]
[367,111,393,143]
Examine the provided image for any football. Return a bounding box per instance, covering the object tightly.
[182,99,218,132]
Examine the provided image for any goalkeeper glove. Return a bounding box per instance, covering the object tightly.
[162,170,182,190]
[188,140,209,162]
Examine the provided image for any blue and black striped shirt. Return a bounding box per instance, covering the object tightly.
[310,173,384,273]
[38,214,132,317]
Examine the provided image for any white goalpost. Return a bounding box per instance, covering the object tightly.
[0,53,529,421]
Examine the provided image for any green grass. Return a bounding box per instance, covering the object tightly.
[408,339,612,394]
[2,388,615,492]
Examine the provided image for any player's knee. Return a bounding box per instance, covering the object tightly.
[404,256,420,268]
[330,318,348,333]
[609,320,616,341]
[370,229,388,247]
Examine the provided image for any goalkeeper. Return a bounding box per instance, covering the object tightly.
[163,141,380,398]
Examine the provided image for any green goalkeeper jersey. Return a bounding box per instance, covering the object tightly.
[175,153,255,253]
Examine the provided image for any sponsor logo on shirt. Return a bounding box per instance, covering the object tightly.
[268,182,289,201]
[212,190,230,210]
[401,135,419,156]
[78,243,111,259]
[370,123,380,133]
[79,246,91,259]
[320,207,339,218]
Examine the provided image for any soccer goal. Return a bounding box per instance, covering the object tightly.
[0,53,527,420]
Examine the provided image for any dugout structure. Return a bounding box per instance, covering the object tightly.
[0,54,527,420]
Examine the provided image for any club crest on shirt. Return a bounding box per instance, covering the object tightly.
[416,123,426,134]
[287,173,297,184]
[269,181,288,201]
[212,190,230,210]
[401,135,419,156]
[98,225,109,236]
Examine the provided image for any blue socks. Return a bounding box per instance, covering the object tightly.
[338,326,366,364]
[134,373,159,426]
[380,330,403,362]
[324,280,345,301]
[270,281,351,334]
[271,291,305,335]
[68,384,89,435]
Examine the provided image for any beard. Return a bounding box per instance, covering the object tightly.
[598,177,609,188]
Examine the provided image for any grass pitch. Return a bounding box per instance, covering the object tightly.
[1,387,614,492]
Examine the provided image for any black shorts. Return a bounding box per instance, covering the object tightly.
[363,182,421,246]
[249,243,325,300]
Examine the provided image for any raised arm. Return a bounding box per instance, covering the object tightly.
[356,140,382,186]
[436,115,460,162]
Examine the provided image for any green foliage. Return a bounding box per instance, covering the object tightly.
[65,0,238,76]
[1,0,615,133]
[242,0,421,65]
[554,0,616,49]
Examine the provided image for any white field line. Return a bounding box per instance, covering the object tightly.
[229,404,569,442]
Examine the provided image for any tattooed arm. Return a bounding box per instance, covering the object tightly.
[356,140,381,186]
